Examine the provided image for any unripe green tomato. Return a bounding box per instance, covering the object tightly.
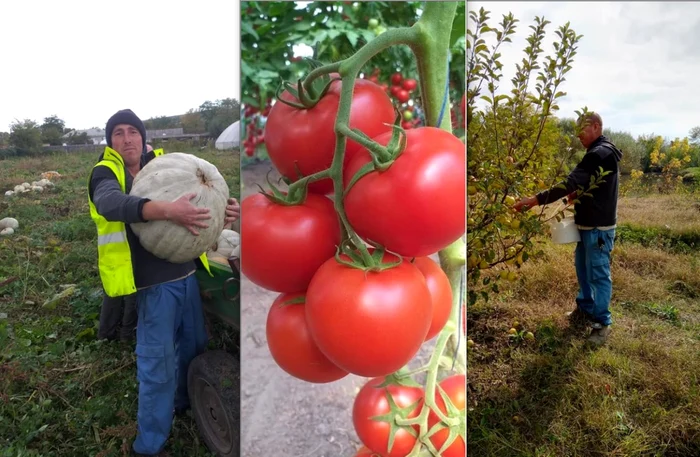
[403,110,413,121]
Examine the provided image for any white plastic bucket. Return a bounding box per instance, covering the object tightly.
[549,215,581,244]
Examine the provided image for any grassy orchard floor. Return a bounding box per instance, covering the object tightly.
[0,148,239,457]
[467,193,700,456]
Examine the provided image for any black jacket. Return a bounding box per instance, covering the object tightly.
[536,135,623,227]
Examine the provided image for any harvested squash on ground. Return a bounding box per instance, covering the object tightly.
[0,218,19,230]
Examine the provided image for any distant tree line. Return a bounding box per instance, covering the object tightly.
[0,98,240,156]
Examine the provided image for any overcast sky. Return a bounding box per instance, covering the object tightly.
[469,2,700,140]
[0,0,239,132]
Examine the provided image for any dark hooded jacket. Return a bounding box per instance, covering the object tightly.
[536,135,623,227]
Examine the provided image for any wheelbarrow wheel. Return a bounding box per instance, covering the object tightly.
[188,350,240,457]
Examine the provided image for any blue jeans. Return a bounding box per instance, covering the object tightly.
[574,228,615,326]
[132,274,209,455]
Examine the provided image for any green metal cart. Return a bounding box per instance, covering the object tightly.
[189,255,241,457]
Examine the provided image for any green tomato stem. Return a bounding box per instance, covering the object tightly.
[285,169,332,197]
[394,364,431,380]
[292,26,422,267]
[413,2,459,131]
[302,62,342,93]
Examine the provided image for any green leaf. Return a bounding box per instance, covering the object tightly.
[345,30,360,47]
[241,20,259,40]
[257,69,281,80]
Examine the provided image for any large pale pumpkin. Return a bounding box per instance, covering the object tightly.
[129,153,229,263]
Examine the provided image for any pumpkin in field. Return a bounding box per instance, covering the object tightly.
[129,153,229,263]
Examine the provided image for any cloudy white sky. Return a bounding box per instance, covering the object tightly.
[469,2,700,140]
[0,0,239,132]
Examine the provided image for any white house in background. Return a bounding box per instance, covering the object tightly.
[62,128,106,145]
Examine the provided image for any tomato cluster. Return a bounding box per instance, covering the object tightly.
[240,74,465,456]
[364,69,422,130]
[352,374,465,457]
[242,103,271,157]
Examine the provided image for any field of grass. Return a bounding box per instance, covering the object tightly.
[0,148,239,457]
[467,194,700,456]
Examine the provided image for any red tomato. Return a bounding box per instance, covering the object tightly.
[401,79,417,91]
[369,75,379,83]
[266,293,348,383]
[413,257,452,341]
[240,193,340,292]
[427,375,466,457]
[390,85,402,98]
[305,251,432,377]
[265,78,395,195]
[353,446,381,457]
[353,377,424,457]
[401,121,413,130]
[396,90,410,103]
[391,73,403,85]
[344,127,466,257]
[245,146,255,157]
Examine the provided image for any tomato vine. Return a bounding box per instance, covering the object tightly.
[245,3,465,456]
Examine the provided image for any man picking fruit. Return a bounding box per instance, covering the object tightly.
[513,112,622,346]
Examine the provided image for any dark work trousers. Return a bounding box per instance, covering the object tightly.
[98,292,138,341]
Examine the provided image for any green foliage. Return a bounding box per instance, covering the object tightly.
[40,115,66,146]
[689,125,700,144]
[140,99,240,138]
[241,1,423,107]
[616,223,700,254]
[199,98,240,138]
[680,167,700,182]
[65,131,91,145]
[181,108,206,134]
[143,115,180,130]
[9,119,43,154]
[604,129,644,174]
[0,131,9,147]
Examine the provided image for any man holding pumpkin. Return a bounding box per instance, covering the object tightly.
[87,109,240,456]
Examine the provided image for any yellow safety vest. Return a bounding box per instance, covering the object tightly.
[88,147,212,297]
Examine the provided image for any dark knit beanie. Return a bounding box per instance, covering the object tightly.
[106,109,147,150]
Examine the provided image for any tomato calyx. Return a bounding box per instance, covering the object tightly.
[274,59,340,110]
[334,241,402,272]
[256,169,310,206]
[342,107,409,196]
[368,386,423,455]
